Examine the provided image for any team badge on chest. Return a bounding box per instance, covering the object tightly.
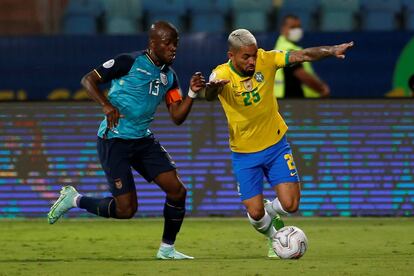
[254,72,264,82]
[160,72,168,85]
[243,79,253,91]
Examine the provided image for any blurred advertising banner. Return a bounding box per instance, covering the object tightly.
[0,100,413,217]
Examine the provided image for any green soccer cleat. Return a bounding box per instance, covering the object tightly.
[47,186,79,224]
[272,213,285,230]
[264,199,285,230]
[156,246,194,260]
[268,238,279,258]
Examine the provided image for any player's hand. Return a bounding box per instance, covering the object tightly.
[102,103,123,129]
[190,72,206,93]
[207,79,230,88]
[320,83,330,98]
[332,41,354,59]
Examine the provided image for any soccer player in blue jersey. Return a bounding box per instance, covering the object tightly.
[47,21,206,260]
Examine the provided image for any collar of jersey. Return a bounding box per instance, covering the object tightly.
[228,60,251,80]
[145,50,167,71]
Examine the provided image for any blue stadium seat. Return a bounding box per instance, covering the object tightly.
[102,0,142,19]
[233,11,268,32]
[231,0,273,32]
[63,0,103,34]
[361,0,402,31]
[320,0,359,31]
[277,0,319,31]
[191,14,227,33]
[142,0,186,31]
[402,0,414,30]
[102,0,143,33]
[187,0,230,32]
[231,0,273,11]
[106,18,137,34]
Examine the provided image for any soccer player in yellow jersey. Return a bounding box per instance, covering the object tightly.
[205,29,353,257]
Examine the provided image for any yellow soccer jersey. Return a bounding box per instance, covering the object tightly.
[211,48,289,153]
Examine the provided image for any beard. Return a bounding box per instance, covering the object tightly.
[242,69,255,77]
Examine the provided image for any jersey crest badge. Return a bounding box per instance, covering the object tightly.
[254,72,264,82]
[243,79,253,91]
[160,73,168,85]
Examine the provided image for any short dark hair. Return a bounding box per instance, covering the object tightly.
[281,14,300,27]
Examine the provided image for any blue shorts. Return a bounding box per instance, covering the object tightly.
[232,135,300,201]
[97,135,176,197]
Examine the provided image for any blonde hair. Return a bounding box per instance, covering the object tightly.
[227,29,257,50]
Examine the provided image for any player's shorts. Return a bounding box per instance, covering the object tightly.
[231,135,300,201]
[97,134,176,197]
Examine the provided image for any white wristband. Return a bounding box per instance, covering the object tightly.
[188,88,198,99]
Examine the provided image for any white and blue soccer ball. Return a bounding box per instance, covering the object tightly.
[272,226,308,259]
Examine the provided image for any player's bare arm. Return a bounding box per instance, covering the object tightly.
[81,70,122,129]
[168,72,206,125]
[289,41,354,64]
[204,79,230,101]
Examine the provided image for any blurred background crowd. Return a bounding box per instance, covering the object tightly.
[1,0,414,35]
[0,0,413,100]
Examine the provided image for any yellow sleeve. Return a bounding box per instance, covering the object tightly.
[210,64,230,81]
[263,49,289,69]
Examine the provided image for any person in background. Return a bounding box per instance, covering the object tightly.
[274,15,330,98]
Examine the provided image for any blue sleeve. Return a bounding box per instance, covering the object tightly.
[171,71,180,90]
[167,67,180,91]
[94,53,135,83]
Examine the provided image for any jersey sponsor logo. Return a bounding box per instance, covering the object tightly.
[160,73,168,85]
[136,68,152,75]
[103,59,115,68]
[254,72,264,82]
[290,171,297,177]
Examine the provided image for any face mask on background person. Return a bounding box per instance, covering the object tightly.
[287,27,303,43]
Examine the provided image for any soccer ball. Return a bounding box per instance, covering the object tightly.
[272,226,308,259]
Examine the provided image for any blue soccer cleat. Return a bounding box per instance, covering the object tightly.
[47,186,79,224]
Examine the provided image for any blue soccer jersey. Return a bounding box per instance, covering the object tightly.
[94,51,182,139]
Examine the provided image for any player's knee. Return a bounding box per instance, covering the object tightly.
[282,199,299,213]
[116,204,137,219]
[167,185,187,202]
[248,208,265,221]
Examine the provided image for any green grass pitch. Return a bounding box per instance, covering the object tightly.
[0,218,412,275]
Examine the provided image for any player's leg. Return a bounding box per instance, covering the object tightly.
[131,135,193,259]
[154,170,193,259]
[47,138,138,224]
[242,194,277,238]
[232,151,278,240]
[264,135,301,217]
[269,182,300,215]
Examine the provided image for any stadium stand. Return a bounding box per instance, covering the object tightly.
[276,0,319,31]
[0,0,45,35]
[142,0,186,31]
[63,0,104,34]
[102,0,143,34]
[361,0,402,31]
[231,0,274,32]
[187,0,230,33]
[402,0,414,30]
[319,0,360,32]
[1,0,414,34]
